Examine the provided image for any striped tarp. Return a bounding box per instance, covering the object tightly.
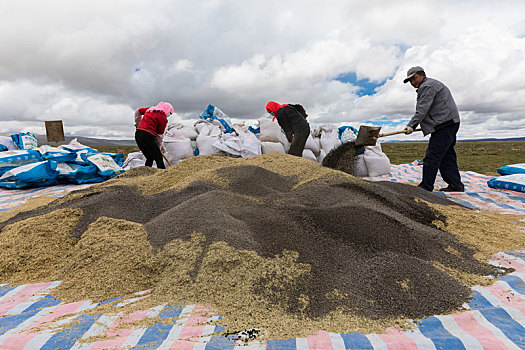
[366,161,525,215]
[0,184,91,212]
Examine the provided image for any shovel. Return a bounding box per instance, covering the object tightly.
[354,125,421,147]
[161,152,172,166]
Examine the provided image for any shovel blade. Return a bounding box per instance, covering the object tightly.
[355,125,381,147]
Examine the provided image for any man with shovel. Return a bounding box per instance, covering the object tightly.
[403,66,464,192]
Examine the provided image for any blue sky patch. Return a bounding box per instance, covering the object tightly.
[334,72,386,96]
[361,116,408,128]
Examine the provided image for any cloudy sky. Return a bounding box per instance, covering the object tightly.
[1,0,524,140]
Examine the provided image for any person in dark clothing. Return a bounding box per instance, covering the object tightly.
[265,101,311,157]
[403,66,465,192]
[134,101,173,169]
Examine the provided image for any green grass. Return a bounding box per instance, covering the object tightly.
[97,146,139,158]
[98,142,525,176]
[381,141,525,176]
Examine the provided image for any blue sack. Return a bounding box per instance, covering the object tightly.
[0,180,28,189]
[67,148,99,165]
[38,145,77,163]
[102,153,125,167]
[0,135,17,151]
[0,160,58,183]
[0,150,41,176]
[11,132,38,150]
[497,163,525,176]
[56,162,99,182]
[200,104,235,134]
[488,174,525,193]
[81,153,125,178]
[338,126,359,143]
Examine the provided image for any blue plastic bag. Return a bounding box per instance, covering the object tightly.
[56,162,99,181]
[81,153,124,177]
[102,153,125,167]
[38,145,77,163]
[497,163,525,176]
[200,104,235,134]
[11,132,38,150]
[0,150,41,176]
[488,174,525,193]
[0,160,58,183]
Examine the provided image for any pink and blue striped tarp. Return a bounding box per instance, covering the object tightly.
[0,163,524,349]
[366,161,525,215]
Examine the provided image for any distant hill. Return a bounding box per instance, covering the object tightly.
[34,134,136,148]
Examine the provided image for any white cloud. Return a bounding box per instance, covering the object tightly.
[0,0,524,140]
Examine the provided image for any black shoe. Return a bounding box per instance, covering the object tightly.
[439,186,464,192]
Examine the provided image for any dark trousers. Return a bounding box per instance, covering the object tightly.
[135,129,165,169]
[419,122,463,191]
[288,125,311,157]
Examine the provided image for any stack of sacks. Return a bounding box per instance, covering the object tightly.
[0,133,125,189]
[488,163,525,193]
[259,117,290,154]
[163,124,195,164]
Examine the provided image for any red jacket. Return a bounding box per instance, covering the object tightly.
[137,108,168,136]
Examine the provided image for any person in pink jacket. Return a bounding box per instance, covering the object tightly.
[134,102,173,169]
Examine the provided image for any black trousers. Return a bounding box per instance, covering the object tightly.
[419,122,464,191]
[135,129,165,169]
[288,125,311,157]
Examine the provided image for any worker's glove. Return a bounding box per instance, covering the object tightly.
[134,109,143,126]
[405,126,414,135]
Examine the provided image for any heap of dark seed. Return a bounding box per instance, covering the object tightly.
[322,142,359,175]
[1,154,501,324]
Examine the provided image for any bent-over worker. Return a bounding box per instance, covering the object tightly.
[404,66,464,192]
[265,101,310,157]
[134,101,174,169]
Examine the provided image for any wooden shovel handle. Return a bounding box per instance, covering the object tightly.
[161,152,172,166]
[379,128,421,137]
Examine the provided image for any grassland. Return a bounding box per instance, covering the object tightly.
[381,141,525,176]
[99,141,525,177]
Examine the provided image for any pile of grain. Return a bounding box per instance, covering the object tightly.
[1,154,523,340]
[322,142,358,175]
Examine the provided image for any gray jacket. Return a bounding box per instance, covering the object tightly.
[407,77,460,136]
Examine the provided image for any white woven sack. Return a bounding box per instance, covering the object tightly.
[236,128,261,158]
[363,146,390,177]
[317,149,326,164]
[194,120,212,134]
[302,149,317,161]
[259,118,286,143]
[122,152,146,171]
[353,154,369,177]
[196,125,222,156]
[261,142,285,154]
[304,135,320,155]
[164,136,194,161]
[320,127,341,153]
